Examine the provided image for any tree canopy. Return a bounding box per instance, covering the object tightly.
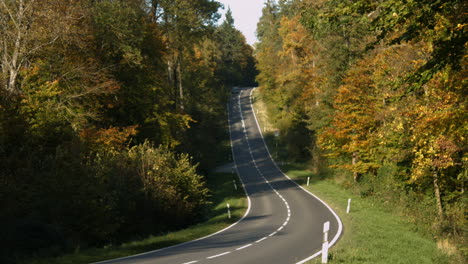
[255,0,466,258]
[0,0,257,262]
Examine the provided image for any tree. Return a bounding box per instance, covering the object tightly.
[149,0,221,111]
[369,0,467,81]
[408,65,466,218]
[254,0,467,255]
[0,0,70,95]
[255,0,282,94]
[318,56,379,182]
[216,8,257,87]
[0,1,232,261]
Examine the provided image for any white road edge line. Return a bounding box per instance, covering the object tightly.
[90,97,253,264]
[206,251,231,259]
[249,88,344,264]
[255,237,268,243]
[182,261,198,264]
[237,90,291,240]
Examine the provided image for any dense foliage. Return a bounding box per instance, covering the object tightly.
[255,0,466,258]
[0,0,255,262]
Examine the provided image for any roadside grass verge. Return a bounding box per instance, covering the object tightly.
[24,171,247,264]
[282,163,453,264]
[251,88,456,264]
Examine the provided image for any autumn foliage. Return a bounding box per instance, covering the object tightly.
[255,0,466,258]
[0,0,256,262]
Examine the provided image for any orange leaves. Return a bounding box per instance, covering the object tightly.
[270,14,319,107]
[320,43,436,180]
[433,136,460,169]
[408,66,466,182]
[317,44,422,177]
[279,15,310,59]
[80,126,138,153]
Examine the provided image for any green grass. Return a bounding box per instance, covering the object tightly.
[24,172,247,264]
[251,88,455,263]
[281,163,453,264]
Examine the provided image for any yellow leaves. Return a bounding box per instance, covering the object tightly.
[19,77,63,116]
[335,160,379,175]
[455,23,466,33]
[279,15,306,46]
[411,59,426,67]
[321,39,462,180]
[80,126,138,153]
[41,79,62,96]
[396,121,404,131]
[193,46,203,61]
[410,129,462,182]
[278,15,312,63]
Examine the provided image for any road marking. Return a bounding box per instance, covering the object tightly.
[90,88,340,264]
[249,88,344,264]
[207,251,231,259]
[237,90,292,249]
[236,244,253,250]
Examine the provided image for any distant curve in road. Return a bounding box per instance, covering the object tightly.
[95,87,342,264]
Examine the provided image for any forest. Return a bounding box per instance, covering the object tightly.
[1,0,466,262]
[255,0,466,258]
[0,0,256,262]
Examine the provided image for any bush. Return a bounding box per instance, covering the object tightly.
[89,141,209,240]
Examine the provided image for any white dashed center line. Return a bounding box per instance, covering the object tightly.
[206,251,231,259]
[184,91,291,264]
[237,92,292,244]
[236,244,253,251]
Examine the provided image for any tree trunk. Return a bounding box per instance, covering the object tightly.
[166,53,178,108]
[461,168,466,194]
[1,43,8,91]
[1,0,25,94]
[8,12,22,93]
[177,56,184,111]
[432,168,444,218]
[352,151,359,183]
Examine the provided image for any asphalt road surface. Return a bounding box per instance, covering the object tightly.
[95,87,342,264]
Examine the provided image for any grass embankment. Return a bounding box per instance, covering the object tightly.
[25,171,247,264]
[251,88,456,264]
[283,164,452,264]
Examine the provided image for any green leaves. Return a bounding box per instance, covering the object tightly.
[255,0,466,242]
[1,0,249,260]
[215,8,257,87]
[126,141,209,220]
[93,1,145,66]
[370,0,467,89]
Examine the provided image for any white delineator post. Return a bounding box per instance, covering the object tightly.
[227,203,231,219]
[233,179,238,191]
[346,198,351,214]
[322,221,330,263]
[307,177,310,186]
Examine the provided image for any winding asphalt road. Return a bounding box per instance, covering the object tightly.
[95,87,342,264]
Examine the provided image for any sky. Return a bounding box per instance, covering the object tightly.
[216,0,266,46]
